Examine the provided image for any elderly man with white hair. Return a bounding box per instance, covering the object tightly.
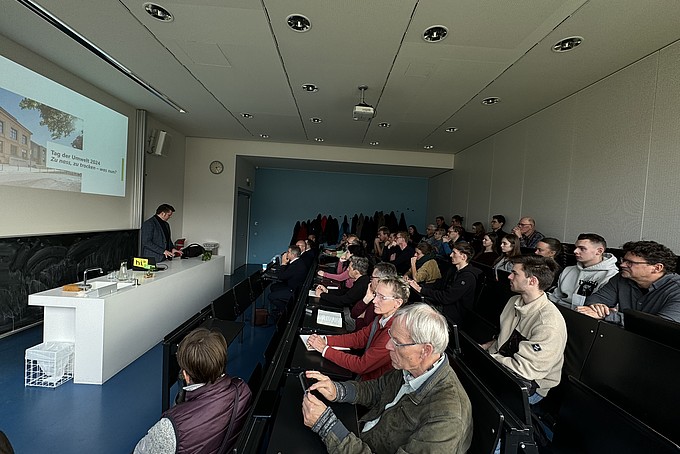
[301,302,472,453]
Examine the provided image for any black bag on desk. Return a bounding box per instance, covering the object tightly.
[182,243,205,258]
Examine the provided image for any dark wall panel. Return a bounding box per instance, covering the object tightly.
[0,230,137,337]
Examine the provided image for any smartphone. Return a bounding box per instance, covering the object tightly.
[299,371,312,392]
[299,371,323,399]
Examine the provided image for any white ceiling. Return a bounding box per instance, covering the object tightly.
[2,0,680,163]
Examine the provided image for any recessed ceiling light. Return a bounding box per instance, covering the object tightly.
[552,36,583,53]
[378,122,390,128]
[310,117,322,123]
[370,141,379,146]
[423,25,448,43]
[445,127,458,133]
[286,14,311,32]
[314,137,324,142]
[241,113,253,119]
[481,97,501,105]
[143,3,174,22]
[259,134,269,139]
[301,83,318,92]
[424,145,434,150]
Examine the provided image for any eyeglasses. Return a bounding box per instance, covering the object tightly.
[387,328,419,348]
[619,257,649,266]
[374,293,397,301]
[517,223,532,227]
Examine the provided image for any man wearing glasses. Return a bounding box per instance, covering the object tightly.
[301,303,472,453]
[511,216,544,249]
[578,240,680,324]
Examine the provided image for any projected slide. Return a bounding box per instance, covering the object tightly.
[0,55,128,197]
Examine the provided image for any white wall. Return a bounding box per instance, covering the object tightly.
[183,139,453,273]
[142,116,187,239]
[445,40,680,252]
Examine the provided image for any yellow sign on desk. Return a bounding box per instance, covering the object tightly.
[133,257,149,269]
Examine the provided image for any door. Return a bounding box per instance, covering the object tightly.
[233,190,251,270]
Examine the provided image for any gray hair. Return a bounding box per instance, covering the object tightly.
[376,276,410,303]
[394,303,449,354]
[373,262,397,279]
[350,256,370,275]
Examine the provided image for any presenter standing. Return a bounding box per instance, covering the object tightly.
[141,204,183,262]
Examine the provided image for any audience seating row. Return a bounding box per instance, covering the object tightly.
[234,261,319,452]
[444,258,680,452]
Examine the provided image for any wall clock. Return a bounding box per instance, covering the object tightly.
[209,160,224,174]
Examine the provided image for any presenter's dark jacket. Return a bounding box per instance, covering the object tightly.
[141,215,173,262]
[320,355,472,453]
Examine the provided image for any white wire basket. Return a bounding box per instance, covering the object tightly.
[25,342,74,388]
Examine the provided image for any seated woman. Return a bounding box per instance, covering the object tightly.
[534,237,564,288]
[407,224,423,245]
[470,222,486,254]
[493,234,521,279]
[306,276,408,381]
[405,242,441,285]
[534,237,563,262]
[317,243,364,288]
[473,232,500,267]
[349,262,398,331]
[134,328,252,454]
[408,242,481,326]
[315,256,371,308]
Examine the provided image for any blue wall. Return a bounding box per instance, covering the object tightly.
[249,168,428,262]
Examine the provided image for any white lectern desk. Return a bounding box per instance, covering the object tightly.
[29,256,225,384]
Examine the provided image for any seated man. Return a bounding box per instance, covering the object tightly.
[373,226,390,258]
[315,256,371,310]
[134,328,252,454]
[548,233,618,307]
[268,245,308,309]
[302,303,472,453]
[484,255,567,404]
[511,216,544,249]
[297,239,315,269]
[409,242,481,327]
[490,214,508,250]
[578,240,680,324]
[388,231,415,275]
[423,224,437,247]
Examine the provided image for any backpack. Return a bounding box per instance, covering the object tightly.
[182,243,205,258]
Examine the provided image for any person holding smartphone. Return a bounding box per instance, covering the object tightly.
[301,303,472,453]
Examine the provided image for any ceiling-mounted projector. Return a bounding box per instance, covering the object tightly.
[353,85,375,122]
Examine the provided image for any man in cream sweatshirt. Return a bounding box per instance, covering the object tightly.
[484,255,568,403]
